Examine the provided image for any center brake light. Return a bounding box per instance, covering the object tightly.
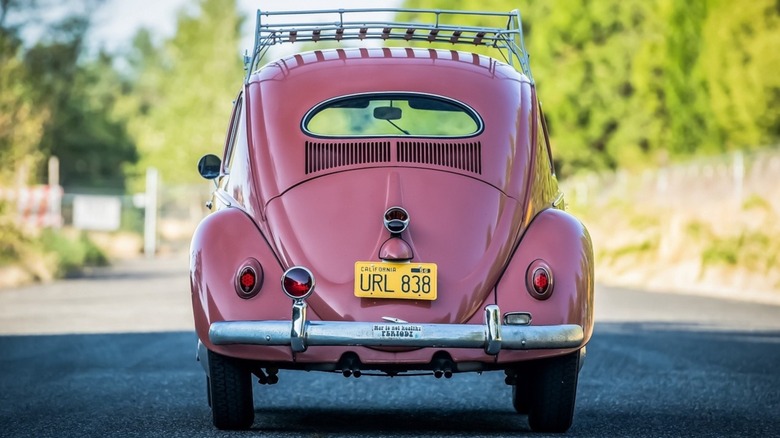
[383,206,410,234]
[281,266,316,300]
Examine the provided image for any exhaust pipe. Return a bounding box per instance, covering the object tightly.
[339,353,362,378]
[432,355,454,379]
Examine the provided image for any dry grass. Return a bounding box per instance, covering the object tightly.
[563,150,780,297]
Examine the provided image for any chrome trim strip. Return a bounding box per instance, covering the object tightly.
[208,306,583,354]
[214,190,233,208]
[552,192,565,209]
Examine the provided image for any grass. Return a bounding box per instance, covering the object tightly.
[701,230,777,273]
[598,238,658,264]
[39,229,109,277]
[0,202,108,282]
[741,193,772,212]
[565,182,780,294]
[684,218,777,273]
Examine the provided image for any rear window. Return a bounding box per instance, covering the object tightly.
[303,93,482,138]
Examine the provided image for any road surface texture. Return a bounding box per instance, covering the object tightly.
[1,255,779,437]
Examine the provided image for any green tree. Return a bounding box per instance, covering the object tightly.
[0,29,47,184]
[1,0,114,276]
[23,16,137,190]
[402,0,659,174]
[522,0,661,174]
[701,0,780,148]
[121,0,245,187]
[398,0,779,175]
[613,0,722,166]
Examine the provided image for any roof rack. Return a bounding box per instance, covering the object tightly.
[245,8,533,83]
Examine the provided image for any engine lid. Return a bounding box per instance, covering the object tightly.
[263,168,524,324]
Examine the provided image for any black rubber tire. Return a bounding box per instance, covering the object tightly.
[206,377,211,408]
[207,349,254,430]
[527,350,580,433]
[512,378,531,415]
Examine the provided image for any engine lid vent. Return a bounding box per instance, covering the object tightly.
[305,141,392,174]
[397,141,482,174]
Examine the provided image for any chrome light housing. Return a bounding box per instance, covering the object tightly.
[384,206,410,235]
[281,266,315,300]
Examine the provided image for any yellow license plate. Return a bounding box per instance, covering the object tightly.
[354,262,437,300]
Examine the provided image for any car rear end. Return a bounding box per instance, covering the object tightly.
[190,8,593,433]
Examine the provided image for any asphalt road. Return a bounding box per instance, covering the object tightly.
[1,256,779,437]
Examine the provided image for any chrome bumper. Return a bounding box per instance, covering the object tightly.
[209,303,583,355]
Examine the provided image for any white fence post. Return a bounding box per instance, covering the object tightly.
[144,168,158,259]
[47,156,62,228]
[732,150,744,206]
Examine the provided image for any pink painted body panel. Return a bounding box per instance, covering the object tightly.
[248,48,532,205]
[190,208,291,362]
[190,46,593,367]
[496,208,595,363]
[264,168,522,325]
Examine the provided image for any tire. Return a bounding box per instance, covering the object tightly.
[512,378,531,415]
[206,377,211,408]
[207,349,254,430]
[527,350,580,433]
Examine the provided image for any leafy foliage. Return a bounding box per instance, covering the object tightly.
[39,228,108,277]
[117,0,245,187]
[0,29,47,184]
[5,0,778,186]
[400,0,780,176]
[22,16,138,190]
[1,1,132,280]
[0,200,29,264]
[701,0,780,148]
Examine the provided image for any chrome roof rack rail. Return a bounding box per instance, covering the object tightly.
[244,8,533,83]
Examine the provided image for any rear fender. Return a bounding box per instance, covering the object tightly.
[495,208,594,363]
[190,207,292,360]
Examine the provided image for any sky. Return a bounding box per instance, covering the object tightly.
[89,0,403,55]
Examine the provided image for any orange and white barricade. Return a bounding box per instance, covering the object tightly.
[0,185,63,229]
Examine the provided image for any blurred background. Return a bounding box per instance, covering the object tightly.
[0,0,778,296]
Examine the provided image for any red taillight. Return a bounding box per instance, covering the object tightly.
[282,266,315,300]
[526,260,553,300]
[235,259,263,299]
[239,268,256,292]
[532,268,549,294]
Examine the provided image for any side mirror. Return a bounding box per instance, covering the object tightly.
[197,154,222,180]
[373,106,402,121]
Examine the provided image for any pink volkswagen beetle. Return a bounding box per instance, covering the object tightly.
[191,8,593,433]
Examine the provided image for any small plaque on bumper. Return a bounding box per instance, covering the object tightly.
[372,324,423,339]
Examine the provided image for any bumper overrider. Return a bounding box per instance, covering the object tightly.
[209,302,584,355]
